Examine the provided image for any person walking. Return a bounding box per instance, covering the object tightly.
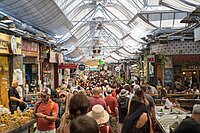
[117,89,129,133]
[89,87,109,112]
[57,93,89,133]
[104,87,119,133]
[70,115,99,133]
[34,87,59,133]
[87,104,114,133]
[56,91,67,128]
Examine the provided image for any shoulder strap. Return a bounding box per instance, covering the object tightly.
[35,101,42,113]
[50,101,55,111]
[147,114,151,133]
[106,125,109,133]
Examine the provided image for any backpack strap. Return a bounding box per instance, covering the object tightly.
[50,101,55,111]
[34,101,55,115]
[147,113,151,133]
[35,101,42,113]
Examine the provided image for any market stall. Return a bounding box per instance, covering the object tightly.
[156,106,191,133]
[0,108,35,133]
[7,119,36,133]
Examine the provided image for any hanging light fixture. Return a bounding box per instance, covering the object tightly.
[0,16,13,23]
[92,39,101,56]
[97,23,104,30]
[8,23,16,31]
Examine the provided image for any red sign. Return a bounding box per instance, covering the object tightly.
[58,64,77,69]
[147,55,155,63]
[22,39,38,56]
[173,55,200,63]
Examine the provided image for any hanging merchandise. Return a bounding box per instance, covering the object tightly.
[13,69,23,85]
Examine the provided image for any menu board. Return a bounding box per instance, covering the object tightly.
[164,68,173,85]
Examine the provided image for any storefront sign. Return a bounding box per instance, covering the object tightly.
[147,55,155,63]
[22,39,38,56]
[58,63,77,69]
[0,39,9,54]
[0,33,22,54]
[173,55,200,63]
[0,33,10,54]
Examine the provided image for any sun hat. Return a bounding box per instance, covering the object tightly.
[133,85,140,90]
[119,89,128,97]
[59,91,67,97]
[87,104,109,125]
[72,89,78,94]
[41,87,51,96]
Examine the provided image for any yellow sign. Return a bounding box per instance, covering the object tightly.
[0,33,9,54]
[0,33,22,55]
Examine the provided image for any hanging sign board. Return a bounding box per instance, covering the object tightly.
[79,64,86,71]
[115,66,120,72]
[147,55,155,63]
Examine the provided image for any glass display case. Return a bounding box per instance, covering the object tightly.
[156,106,191,133]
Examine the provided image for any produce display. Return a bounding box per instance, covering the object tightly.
[0,110,34,133]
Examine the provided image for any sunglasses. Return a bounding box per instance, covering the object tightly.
[59,95,66,98]
[41,95,47,98]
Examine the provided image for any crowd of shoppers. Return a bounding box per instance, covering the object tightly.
[8,72,200,133]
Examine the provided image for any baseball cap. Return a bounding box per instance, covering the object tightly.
[41,87,51,96]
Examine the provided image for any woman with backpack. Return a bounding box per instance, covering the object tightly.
[122,89,153,133]
[117,89,129,133]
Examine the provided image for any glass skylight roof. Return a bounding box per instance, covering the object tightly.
[161,0,196,12]
[53,0,199,61]
[0,0,199,62]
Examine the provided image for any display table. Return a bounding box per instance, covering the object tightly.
[7,119,36,133]
[156,106,191,133]
[167,93,200,98]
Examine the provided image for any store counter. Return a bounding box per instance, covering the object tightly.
[156,106,191,133]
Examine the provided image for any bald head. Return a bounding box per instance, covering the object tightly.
[92,87,101,95]
[12,80,19,88]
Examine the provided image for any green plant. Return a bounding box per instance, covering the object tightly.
[125,78,131,84]
[115,75,121,83]
[158,53,167,67]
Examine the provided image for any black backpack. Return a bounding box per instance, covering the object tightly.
[118,96,128,114]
